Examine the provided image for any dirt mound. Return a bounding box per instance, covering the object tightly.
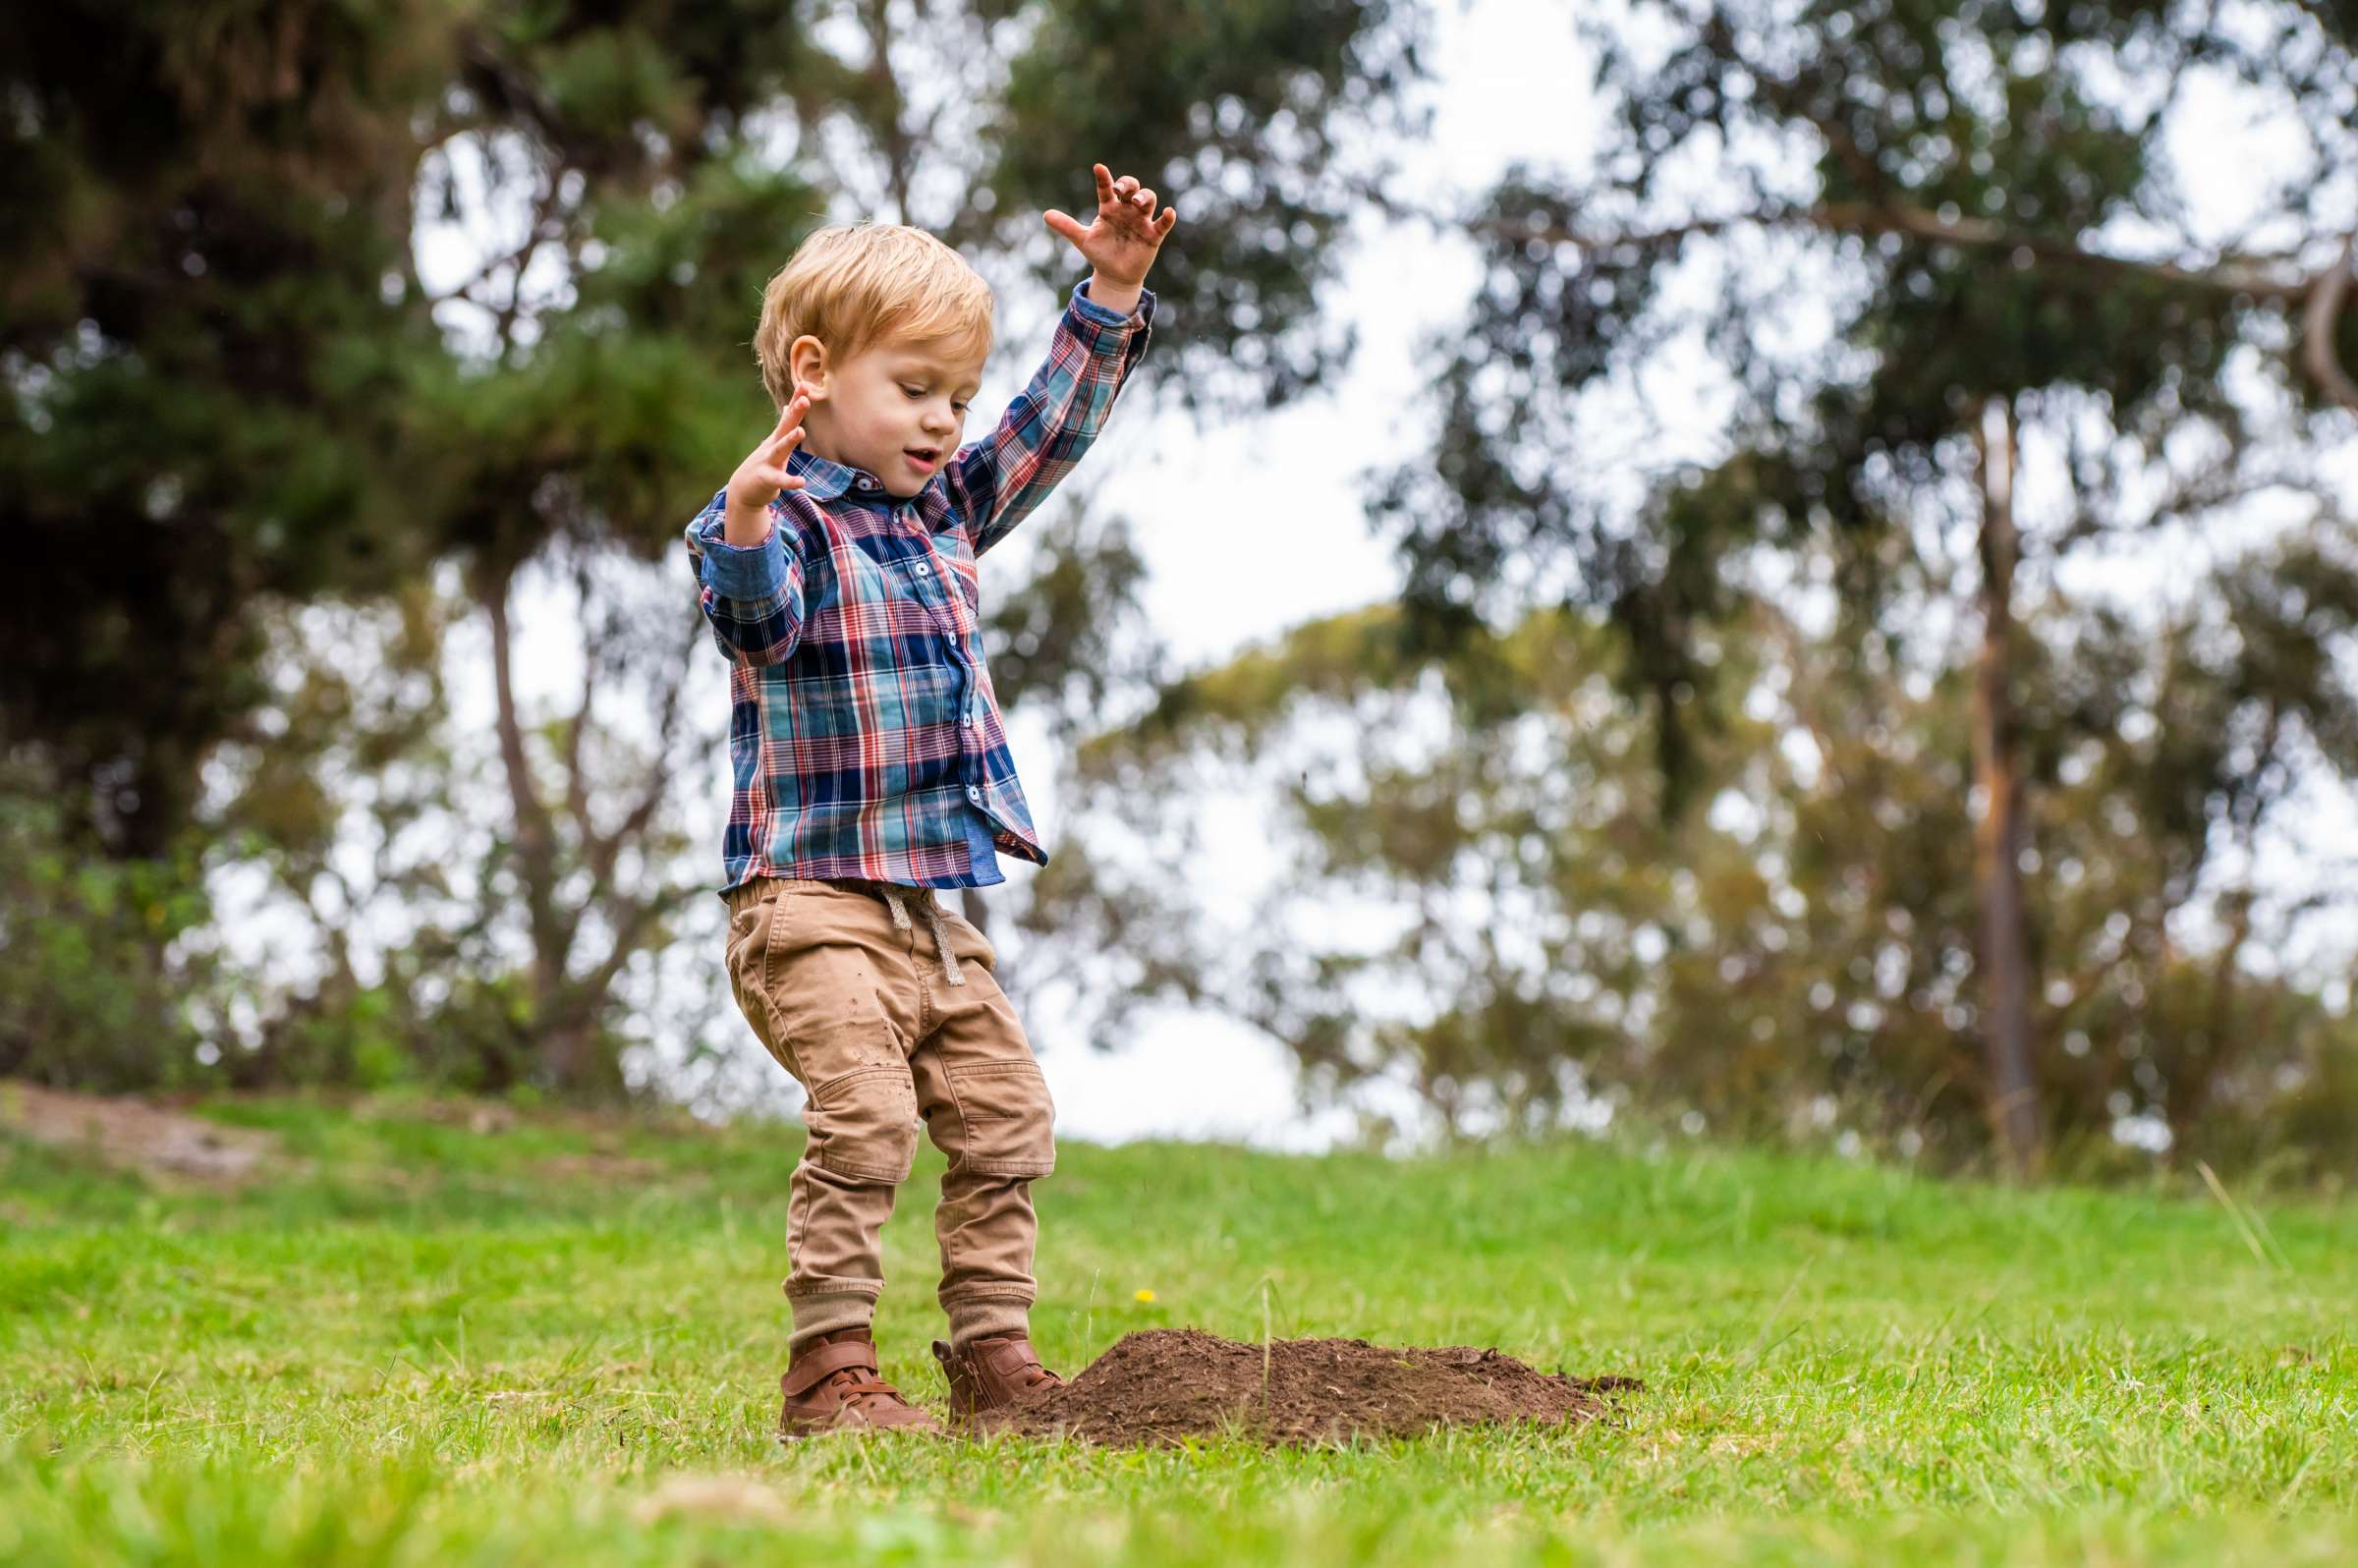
[975,1327,1638,1447]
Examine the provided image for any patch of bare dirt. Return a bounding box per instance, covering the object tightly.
[0,1081,277,1185]
[976,1327,1640,1447]
[349,1093,699,1141]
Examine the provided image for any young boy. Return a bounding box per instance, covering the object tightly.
[683,164,1176,1439]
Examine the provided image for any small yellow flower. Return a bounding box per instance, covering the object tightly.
[1134,1288,1156,1303]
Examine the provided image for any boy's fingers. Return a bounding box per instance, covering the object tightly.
[1155,205,1178,236]
[1133,188,1156,210]
[1094,163,1114,196]
[1043,207,1089,245]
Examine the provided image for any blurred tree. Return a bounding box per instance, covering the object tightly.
[0,759,225,1091]
[1064,524,2358,1177]
[2034,533,2358,1165]
[1,0,453,856]
[1359,0,2358,1173]
[4,0,1429,1092]
[203,558,715,1097]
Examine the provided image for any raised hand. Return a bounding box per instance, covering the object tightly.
[722,386,812,544]
[1043,163,1178,288]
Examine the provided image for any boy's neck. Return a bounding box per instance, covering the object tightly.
[796,417,852,472]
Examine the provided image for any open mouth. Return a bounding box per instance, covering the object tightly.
[905,448,940,472]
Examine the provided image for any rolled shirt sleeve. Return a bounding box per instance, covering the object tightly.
[946,274,1157,557]
[684,489,807,667]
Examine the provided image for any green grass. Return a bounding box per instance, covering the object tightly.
[3,1092,2354,1565]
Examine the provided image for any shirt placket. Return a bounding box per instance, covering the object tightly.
[885,498,993,818]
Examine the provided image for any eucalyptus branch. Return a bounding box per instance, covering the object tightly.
[2301,232,2358,415]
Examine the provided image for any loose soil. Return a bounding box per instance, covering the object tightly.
[0,1081,277,1185]
[975,1327,1639,1447]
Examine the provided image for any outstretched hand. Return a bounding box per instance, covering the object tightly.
[1043,163,1177,287]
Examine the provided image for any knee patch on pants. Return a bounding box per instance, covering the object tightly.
[807,1065,921,1182]
[945,1060,1056,1178]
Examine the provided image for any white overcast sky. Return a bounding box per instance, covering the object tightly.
[400,0,2358,1150]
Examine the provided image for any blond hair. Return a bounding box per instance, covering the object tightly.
[753,223,995,409]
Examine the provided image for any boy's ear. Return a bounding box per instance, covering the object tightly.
[787,333,831,399]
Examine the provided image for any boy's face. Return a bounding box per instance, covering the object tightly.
[794,331,988,500]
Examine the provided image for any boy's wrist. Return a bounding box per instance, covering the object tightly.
[1084,270,1145,318]
[721,497,774,548]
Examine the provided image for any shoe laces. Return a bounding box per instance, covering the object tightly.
[819,1366,912,1409]
[805,1334,913,1410]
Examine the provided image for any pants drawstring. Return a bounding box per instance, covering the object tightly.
[880,886,967,987]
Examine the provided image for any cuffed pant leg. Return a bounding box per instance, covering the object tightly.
[781,1155,896,1354]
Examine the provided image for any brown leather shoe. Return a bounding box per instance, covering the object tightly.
[776,1328,944,1439]
[931,1333,1065,1421]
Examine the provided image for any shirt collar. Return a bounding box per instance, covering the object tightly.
[785,445,863,500]
[786,444,943,503]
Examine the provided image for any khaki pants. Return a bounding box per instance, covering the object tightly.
[722,875,1055,1353]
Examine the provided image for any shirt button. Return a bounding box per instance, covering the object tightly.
[857,476,874,490]
[916,562,931,576]
[965,784,982,801]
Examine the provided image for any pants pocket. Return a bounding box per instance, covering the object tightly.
[945,1059,1055,1178]
[754,891,904,1080]
[807,1063,921,1182]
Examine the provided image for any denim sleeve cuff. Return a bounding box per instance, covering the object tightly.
[693,499,793,599]
[1069,275,1156,340]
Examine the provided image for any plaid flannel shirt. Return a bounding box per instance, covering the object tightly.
[686,274,1155,896]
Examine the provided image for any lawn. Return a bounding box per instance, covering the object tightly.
[2,1091,2354,1565]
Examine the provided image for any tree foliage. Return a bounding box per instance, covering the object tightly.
[2,0,453,855]
[1341,0,2358,1169]
[1067,524,2358,1175]
[1370,0,2347,794]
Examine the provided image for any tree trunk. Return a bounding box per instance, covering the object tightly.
[539,1013,607,1099]
[1969,393,2043,1177]
[480,561,578,1092]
